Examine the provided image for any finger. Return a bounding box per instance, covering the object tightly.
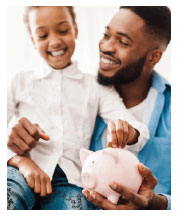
[26,176,35,189]
[107,121,117,148]
[35,124,50,141]
[19,118,40,141]
[122,121,130,148]
[13,123,37,147]
[138,163,158,187]
[46,177,52,195]
[40,177,47,197]
[110,182,146,208]
[114,120,123,147]
[119,121,130,148]
[8,135,32,154]
[127,125,139,145]
[7,142,25,155]
[82,189,136,210]
[34,175,41,194]
[82,189,117,210]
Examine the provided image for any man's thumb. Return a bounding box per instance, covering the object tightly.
[138,163,158,186]
[138,163,148,177]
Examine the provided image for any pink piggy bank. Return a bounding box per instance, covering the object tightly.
[80,148,142,204]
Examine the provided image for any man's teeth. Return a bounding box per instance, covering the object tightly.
[101,57,116,65]
[51,50,65,57]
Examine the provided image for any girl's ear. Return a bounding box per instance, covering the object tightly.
[146,49,163,67]
[74,24,78,39]
[31,36,37,49]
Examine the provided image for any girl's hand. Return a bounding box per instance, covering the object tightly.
[8,156,52,197]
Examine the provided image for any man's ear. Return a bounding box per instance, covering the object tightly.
[146,49,163,67]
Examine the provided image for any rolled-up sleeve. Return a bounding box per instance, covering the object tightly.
[98,84,149,152]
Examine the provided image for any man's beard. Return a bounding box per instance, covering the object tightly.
[97,55,147,86]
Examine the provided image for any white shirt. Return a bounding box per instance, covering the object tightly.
[7,61,149,187]
[128,87,158,125]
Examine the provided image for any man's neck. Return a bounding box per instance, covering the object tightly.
[114,73,152,109]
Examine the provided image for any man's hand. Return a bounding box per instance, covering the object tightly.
[107,120,139,148]
[8,117,50,155]
[82,163,168,210]
[8,156,52,197]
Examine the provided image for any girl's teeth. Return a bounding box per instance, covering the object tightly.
[101,57,116,65]
[51,50,65,57]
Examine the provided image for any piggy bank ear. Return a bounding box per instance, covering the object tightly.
[102,148,118,164]
[80,149,93,165]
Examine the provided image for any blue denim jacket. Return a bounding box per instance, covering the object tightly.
[90,71,171,209]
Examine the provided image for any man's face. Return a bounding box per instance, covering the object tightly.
[98,9,151,85]
[29,6,78,69]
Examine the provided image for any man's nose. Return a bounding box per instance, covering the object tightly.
[100,38,116,53]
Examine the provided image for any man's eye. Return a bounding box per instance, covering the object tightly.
[119,40,128,46]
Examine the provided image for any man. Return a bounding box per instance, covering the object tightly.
[83,6,171,210]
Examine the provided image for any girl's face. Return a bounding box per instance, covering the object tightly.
[29,6,78,69]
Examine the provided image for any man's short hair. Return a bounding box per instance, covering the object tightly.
[120,6,171,48]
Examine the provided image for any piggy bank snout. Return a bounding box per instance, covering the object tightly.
[82,172,97,190]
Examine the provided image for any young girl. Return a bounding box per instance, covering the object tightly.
[7,6,149,210]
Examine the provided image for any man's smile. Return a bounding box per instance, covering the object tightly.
[99,53,121,71]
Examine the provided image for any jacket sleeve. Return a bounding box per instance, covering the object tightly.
[161,194,171,210]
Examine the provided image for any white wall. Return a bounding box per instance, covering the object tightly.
[7,6,171,82]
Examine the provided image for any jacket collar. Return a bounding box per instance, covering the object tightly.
[152,70,170,93]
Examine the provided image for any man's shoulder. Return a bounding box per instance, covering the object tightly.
[82,74,115,92]
[152,71,171,94]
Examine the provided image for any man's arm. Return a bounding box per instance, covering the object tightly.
[98,85,149,152]
[107,120,139,148]
[82,163,168,210]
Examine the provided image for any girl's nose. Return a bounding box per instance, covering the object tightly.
[49,35,62,48]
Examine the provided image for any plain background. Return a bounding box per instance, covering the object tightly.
[1,2,177,217]
[7,6,171,81]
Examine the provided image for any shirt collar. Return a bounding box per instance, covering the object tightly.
[37,60,83,80]
[151,70,170,93]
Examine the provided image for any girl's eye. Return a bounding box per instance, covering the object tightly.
[103,33,110,39]
[59,29,69,34]
[39,34,48,39]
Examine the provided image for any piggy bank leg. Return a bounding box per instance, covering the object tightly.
[107,194,120,204]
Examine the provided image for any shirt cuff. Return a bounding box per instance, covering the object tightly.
[124,129,149,156]
[7,148,17,162]
[160,194,171,210]
[125,121,150,153]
